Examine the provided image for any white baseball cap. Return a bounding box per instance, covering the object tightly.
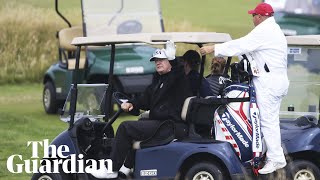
[149,48,168,61]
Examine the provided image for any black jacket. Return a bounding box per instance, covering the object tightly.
[187,70,212,97]
[206,75,225,96]
[130,63,192,122]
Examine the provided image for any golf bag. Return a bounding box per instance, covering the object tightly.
[213,55,265,171]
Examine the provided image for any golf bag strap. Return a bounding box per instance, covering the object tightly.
[249,82,263,175]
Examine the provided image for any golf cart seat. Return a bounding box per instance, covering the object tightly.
[181,96,223,138]
[132,95,217,149]
[132,120,176,150]
[58,26,86,70]
[280,115,318,130]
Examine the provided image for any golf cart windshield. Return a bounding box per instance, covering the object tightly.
[280,45,320,119]
[82,0,163,36]
[265,0,320,16]
[60,84,108,122]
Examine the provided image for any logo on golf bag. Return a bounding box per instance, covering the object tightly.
[214,84,263,163]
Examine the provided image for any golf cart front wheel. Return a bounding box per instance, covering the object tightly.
[286,160,320,180]
[184,162,225,180]
[31,173,63,180]
[43,82,63,114]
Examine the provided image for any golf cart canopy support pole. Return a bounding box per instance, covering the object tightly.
[104,44,116,121]
[197,43,204,98]
[55,0,71,28]
[69,46,82,129]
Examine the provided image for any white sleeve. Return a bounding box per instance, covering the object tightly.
[215,29,264,57]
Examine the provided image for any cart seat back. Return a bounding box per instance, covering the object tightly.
[58,26,86,70]
[181,96,224,138]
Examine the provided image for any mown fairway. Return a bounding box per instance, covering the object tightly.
[0,84,64,179]
[0,0,259,179]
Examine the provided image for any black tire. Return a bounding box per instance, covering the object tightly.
[286,160,320,180]
[31,173,63,180]
[43,82,62,114]
[184,162,225,180]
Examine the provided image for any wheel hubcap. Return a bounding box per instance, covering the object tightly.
[294,169,315,180]
[44,89,51,108]
[193,171,214,180]
[38,175,53,180]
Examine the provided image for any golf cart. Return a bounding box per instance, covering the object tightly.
[32,33,320,180]
[264,0,320,36]
[43,0,164,114]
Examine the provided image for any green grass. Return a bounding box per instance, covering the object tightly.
[0,84,134,179]
[161,0,259,38]
[0,84,61,179]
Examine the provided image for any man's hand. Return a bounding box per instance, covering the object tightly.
[199,45,215,56]
[165,40,176,60]
[121,102,133,112]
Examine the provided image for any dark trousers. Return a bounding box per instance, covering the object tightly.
[110,120,187,171]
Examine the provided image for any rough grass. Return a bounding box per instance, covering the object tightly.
[0,0,80,84]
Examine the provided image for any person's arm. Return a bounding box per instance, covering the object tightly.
[200,29,264,57]
[214,33,262,57]
[130,82,154,113]
[120,80,154,115]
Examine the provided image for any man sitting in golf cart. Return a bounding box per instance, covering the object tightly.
[179,50,212,97]
[91,41,192,179]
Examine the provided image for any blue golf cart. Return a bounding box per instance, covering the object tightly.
[32,33,320,180]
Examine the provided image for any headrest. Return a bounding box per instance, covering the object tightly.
[59,26,83,51]
[181,96,196,121]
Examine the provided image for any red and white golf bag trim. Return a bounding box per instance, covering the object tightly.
[214,83,264,163]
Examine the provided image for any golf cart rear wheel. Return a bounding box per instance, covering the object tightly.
[184,162,225,180]
[286,160,320,180]
[43,82,62,114]
[31,173,63,180]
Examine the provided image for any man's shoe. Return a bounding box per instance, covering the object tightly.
[258,161,287,174]
[118,171,127,179]
[89,165,118,179]
[119,165,131,176]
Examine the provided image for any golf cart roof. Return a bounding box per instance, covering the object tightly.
[286,35,320,46]
[71,32,232,46]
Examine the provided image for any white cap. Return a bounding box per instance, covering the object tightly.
[149,48,168,61]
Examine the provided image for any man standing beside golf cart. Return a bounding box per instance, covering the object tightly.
[91,41,192,179]
[200,2,289,174]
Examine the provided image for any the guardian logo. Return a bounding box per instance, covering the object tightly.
[6,139,113,174]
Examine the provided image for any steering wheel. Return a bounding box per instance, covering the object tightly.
[101,92,131,134]
[112,91,130,109]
